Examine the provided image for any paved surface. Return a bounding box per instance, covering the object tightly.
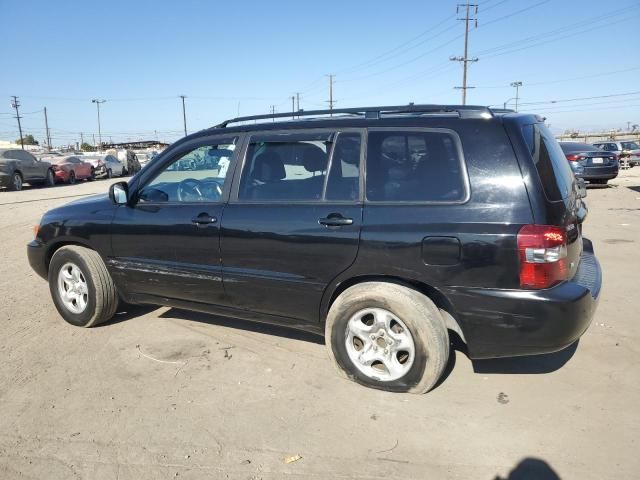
[0,173,639,479]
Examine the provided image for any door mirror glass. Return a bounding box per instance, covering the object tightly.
[109,181,129,205]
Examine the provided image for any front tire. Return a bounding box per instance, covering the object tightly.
[68,171,76,185]
[48,246,118,327]
[106,169,113,179]
[325,282,449,394]
[45,169,55,187]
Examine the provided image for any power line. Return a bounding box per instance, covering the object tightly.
[519,90,640,106]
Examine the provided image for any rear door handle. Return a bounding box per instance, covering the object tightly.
[319,215,353,227]
[191,213,217,225]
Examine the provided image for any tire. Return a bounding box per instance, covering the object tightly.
[45,169,55,187]
[10,171,23,191]
[48,245,118,327]
[107,169,112,179]
[89,167,95,181]
[68,171,76,185]
[325,282,449,394]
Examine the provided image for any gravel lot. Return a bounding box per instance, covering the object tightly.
[1,172,639,479]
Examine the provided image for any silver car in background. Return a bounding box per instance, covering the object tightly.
[593,140,640,167]
[83,154,125,178]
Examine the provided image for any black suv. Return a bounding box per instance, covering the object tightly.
[27,105,602,393]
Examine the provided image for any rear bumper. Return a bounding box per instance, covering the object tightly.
[0,172,12,187]
[575,165,619,180]
[53,170,69,182]
[447,238,601,359]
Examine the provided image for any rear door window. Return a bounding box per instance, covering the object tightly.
[522,123,574,201]
[238,131,362,202]
[366,129,467,202]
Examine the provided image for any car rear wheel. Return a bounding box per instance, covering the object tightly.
[107,169,112,179]
[45,169,55,187]
[68,171,76,185]
[10,172,23,191]
[89,167,95,181]
[48,246,118,327]
[325,282,449,394]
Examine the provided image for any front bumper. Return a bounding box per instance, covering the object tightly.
[446,238,601,359]
[27,239,48,280]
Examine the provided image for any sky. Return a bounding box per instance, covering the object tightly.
[0,0,638,146]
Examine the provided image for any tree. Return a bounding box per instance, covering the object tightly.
[15,134,39,145]
[80,142,96,152]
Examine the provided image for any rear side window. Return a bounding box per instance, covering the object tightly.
[366,129,466,202]
[621,141,639,150]
[522,124,574,201]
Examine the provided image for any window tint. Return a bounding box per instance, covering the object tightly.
[239,134,333,201]
[366,130,466,202]
[138,138,237,203]
[621,141,639,150]
[326,132,361,201]
[523,124,574,201]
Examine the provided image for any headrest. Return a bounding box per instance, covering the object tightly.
[302,146,327,173]
[252,151,285,181]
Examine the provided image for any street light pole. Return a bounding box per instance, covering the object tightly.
[91,99,106,149]
[179,95,187,137]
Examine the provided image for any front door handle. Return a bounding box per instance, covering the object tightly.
[191,213,217,225]
[319,214,353,227]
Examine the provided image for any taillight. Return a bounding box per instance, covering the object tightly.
[517,225,568,289]
[565,154,583,162]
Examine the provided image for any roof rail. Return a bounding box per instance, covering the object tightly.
[215,104,494,128]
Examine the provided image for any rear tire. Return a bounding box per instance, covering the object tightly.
[48,246,118,327]
[10,171,23,191]
[325,282,449,394]
[89,167,95,181]
[45,169,55,187]
[68,171,76,185]
[107,169,112,179]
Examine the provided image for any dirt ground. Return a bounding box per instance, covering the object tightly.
[0,171,639,480]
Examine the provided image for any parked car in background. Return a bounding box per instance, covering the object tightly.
[559,142,619,184]
[84,154,124,178]
[46,155,94,184]
[108,149,141,175]
[28,105,602,394]
[592,140,640,167]
[0,149,55,191]
[134,151,154,167]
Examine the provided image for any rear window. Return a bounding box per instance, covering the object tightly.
[366,129,467,202]
[560,143,599,153]
[522,124,574,201]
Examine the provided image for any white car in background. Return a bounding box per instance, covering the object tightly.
[83,154,124,178]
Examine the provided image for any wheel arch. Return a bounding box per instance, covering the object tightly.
[44,240,96,274]
[321,275,467,344]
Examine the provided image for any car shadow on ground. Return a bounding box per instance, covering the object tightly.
[627,185,640,193]
[493,457,561,480]
[158,307,325,345]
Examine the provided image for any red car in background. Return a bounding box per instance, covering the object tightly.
[48,156,94,184]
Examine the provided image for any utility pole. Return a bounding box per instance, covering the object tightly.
[295,92,300,118]
[326,75,335,114]
[179,95,187,137]
[92,134,96,147]
[450,3,478,105]
[91,99,106,150]
[43,107,51,151]
[291,96,296,120]
[10,96,24,149]
[510,81,523,112]
[80,132,84,147]
[270,105,276,121]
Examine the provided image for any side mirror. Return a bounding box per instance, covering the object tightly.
[577,178,587,199]
[109,181,129,205]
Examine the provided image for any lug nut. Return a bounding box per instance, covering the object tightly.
[370,334,376,339]
[380,331,385,337]
[384,349,388,354]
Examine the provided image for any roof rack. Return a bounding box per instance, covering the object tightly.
[215,104,494,128]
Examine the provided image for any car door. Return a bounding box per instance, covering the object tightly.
[220,129,364,322]
[15,150,39,180]
[109,134,240,305]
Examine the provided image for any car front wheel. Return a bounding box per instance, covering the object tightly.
[45,169,55,187]
[10,172,23,191]
[48,245,118,327]
[325,282,449,394]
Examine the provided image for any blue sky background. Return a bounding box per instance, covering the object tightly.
[0,0,638,145]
